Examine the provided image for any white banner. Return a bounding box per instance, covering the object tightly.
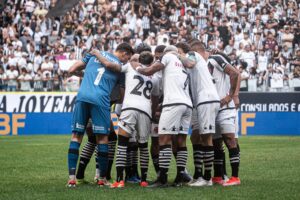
[0,92,77,113]
[292,78,300,87]
[59,60,78,71]
[270,79,284,88]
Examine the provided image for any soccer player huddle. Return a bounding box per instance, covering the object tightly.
[66,39,241,189]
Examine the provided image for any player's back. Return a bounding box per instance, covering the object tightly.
[161,53,192,108]
[188,52,220,106]
[208,53,235,109]
[76,52,122,108]
[121,63,158,118]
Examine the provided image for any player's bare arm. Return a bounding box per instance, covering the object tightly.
[178,55,196,68]
[130,54,140,62]
[222,64,241,108]
[131,60,165,76]
[90,49,122,72]
[68,60,86,77]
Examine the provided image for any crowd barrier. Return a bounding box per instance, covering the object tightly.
[1,92,299,136]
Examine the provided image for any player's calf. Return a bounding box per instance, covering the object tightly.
[139,142,149,185]
[67,132,84,187]
[76,134,96,181]
[111,132,129,188]
[217,133,240,186]
[150,136,160,178]
[107,129,118,180]
[95,135,110,187]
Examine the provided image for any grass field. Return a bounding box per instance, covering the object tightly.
[1,136,300,200]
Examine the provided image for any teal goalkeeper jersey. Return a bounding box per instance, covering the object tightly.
[76,51,122,108]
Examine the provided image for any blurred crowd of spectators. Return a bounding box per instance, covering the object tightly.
[1,0,300,92]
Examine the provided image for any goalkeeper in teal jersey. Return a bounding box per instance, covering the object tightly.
[67,43,134,187]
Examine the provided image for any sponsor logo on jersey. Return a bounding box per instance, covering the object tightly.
[175,62,183,68]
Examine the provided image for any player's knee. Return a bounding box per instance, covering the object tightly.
[190,130,199,144]
[177,134,187,147]
[223,134,236,149]
[96,135,108,144]
[159,134,172,146]
[200,134,213,146]
[71,131,84,143]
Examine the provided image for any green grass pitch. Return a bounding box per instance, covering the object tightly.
[1,135,300,200]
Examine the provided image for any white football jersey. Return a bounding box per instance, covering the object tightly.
[161,53,192,108]
[188,52,220,107]
[207,53,235,110]
[121,63,159,118]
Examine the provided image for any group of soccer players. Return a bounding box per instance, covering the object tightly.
[66,39,241,189]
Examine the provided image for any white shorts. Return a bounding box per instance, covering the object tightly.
[214,108,237,139]
[192,103,220,134]
[118,109,151,143]
[150,123,159,137]
[158,105,192,135]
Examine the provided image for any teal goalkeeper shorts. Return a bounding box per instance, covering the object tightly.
[71,101,110,135]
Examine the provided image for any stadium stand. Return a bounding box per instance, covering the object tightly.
[0,0,300,92]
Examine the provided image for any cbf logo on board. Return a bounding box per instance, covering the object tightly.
[0,114,26,135]
[0,93,77,136]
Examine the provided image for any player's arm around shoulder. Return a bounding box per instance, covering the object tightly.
[131,60,164,76]
[178,52,197,69]
[68,60,86,77]
[90,49,122,72]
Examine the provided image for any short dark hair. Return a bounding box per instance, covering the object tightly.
[240,60,248,69]
[154,45,166,54]
[190,41,206,52]
[188,38,200,45]
[116,43,134,55]
[135,42,152,54]
[139,51,154,65]
[175,42,190,54]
